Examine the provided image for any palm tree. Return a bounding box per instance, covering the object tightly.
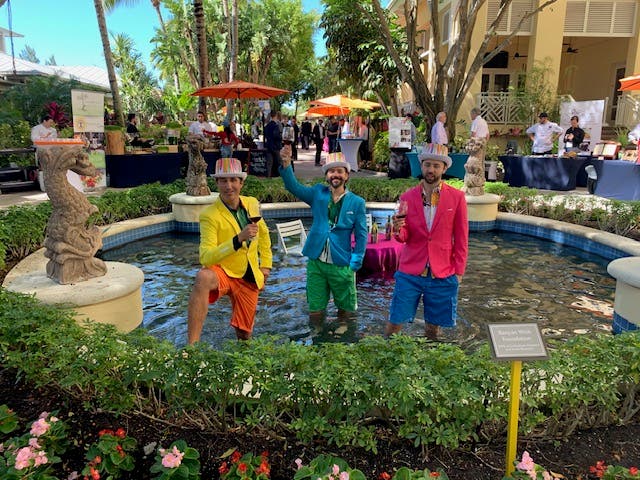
[194,0,209,115]
[94,0,125,127]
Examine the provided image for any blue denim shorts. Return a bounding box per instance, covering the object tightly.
[389,270,459,327]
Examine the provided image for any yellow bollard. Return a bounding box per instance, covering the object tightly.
[505,360,522,477]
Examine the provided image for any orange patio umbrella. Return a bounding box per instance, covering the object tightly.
[191,80,289,99]
[306,104,351,116]
[619,74,640,91]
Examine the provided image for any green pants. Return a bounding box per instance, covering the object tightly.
[306,258,357,312]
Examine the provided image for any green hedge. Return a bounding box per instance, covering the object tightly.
[1,289,639,452]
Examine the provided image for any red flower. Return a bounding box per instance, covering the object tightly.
[115,428,126,439]
[630,466,639,476]
[116,445,125,458]
[98,429,113,437]
[430,473,440,478]
[256,460,271,476]
[231,451,242,463]
[90,466,100,480]
[590,461,607,478]
[379,472,391,480]
[238,462,248,474]
[94,456,101,464]
[261,450,269,458]
[219,461,230,475]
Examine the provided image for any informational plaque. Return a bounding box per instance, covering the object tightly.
[388,117,412,149]
[487,323,548,361]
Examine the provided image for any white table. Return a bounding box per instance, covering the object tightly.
[338,138,363,172]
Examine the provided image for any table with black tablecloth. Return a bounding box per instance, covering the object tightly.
[106,152,183,188]
[592,159,640,201]
[499,155,588,191]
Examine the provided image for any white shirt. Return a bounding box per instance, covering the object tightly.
[188,120,216,136]
[471,115,490,140]
[431,121,448,145]
[31,124,57,142]
[628,123,640,144]
[526,121,564,153]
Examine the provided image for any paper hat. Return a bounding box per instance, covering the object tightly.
[322,152,351,174]
[419,143,452,168]
[213,157,246,179]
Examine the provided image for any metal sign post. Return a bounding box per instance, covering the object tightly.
[487,323,548,477]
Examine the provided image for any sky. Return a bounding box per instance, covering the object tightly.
[3,0,326,73]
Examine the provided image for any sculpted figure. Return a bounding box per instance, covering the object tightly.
[39,146,107,284]
[463,137,487,196]
[185,135,211,196]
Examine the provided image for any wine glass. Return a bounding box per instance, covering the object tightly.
[395,199,408,219]
[249,204,263,224]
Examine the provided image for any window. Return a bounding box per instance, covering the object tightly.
[564,0,636,36]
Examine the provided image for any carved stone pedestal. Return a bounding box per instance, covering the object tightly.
[169,192,219,231]
[465,193,501,231]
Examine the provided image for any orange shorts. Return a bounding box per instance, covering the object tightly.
[208,265,260,334]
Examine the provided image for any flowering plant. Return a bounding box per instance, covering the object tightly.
[503,451,553,479]
[80,171,103,190]
[0,410,69,479]
[219,449,271,479]
[0,405,18,435]
[378,467,450,479]
[81,427,136,479]
[150,439,201,479]
[293,454,366,480]
[590,460,640,479]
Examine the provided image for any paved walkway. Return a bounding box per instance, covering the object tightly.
[0,149,387,210]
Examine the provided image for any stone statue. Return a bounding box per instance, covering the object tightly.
[185,135,211,196]
[39,146,107,284]
[463,137,487,196]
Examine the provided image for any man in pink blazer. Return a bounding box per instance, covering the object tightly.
[384,143,468,340]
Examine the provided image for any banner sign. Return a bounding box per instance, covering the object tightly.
[70,89,106,192]
[388,116,413,149]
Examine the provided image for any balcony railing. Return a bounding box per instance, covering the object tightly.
[615,94,640,129]
[476,92,533,125]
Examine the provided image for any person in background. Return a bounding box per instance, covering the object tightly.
[430,112,448,145]
[210,120,240,157]
[291,117,300,161]
[188,111,216,137]
[151,111,166,125]
[251,119,261,139]
[126,113,154,148]
[628,122,640,145]
[564,115,585,148]
[470,107,490,141]
[187,157,272,343]
[358,119,370,163]
[327,116,340,153]
[312,118,326,167]
[31,115,57,142]
[385,143,468,341]
[264,111,283,177]
[405,113,417,147]
[279,148,367,325]
[526,112,563,155]
[301,117,312,150]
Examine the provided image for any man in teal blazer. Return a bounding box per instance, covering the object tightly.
[280,149,368,323]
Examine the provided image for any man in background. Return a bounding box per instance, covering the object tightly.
[188,111,216,137]
[526,112,563,155]
[431,112,448,145]
[264,111,283,177]
[31,115,57,142]
[312,118,326,167]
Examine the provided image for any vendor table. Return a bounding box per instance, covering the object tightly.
[106,152,183,188]
[447,153,468,180]
[358,234,403,277]
[499,155,587,191]
[592,159,640,201]
[338,138,362,172]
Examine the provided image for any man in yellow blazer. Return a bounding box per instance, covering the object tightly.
[187,158,272,343]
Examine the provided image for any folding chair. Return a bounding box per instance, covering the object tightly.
[275,219,307,256]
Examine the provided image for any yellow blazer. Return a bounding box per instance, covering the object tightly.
[199,195,272,289]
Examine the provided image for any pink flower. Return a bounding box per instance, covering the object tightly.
[161,446,185,469]
[14,446,34,470]
[516,451,536,472]
[33,450,48,466]
[28,438,41,449]
[39,412,49,419]
[333,464,340,475]
[340,472,350,480]
[30,418,50,437]
[68,472,80,480]
[295,458,303,470]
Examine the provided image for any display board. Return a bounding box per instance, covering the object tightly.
[388,117,412,149]
[248,149,269,176]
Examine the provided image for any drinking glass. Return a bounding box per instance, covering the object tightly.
[249,205,263,224]
[395,199,408,219]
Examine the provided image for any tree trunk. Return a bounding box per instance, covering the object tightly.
[94,0,125,127]
[194,0,209,115]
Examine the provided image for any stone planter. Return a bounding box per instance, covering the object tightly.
[465,193,501,231]
[169,192,219,232]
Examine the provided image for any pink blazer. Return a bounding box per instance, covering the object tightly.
[395,183,468,278]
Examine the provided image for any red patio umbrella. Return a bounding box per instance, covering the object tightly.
[191,80,289,99]
[619,74,640,91]
[306,104,351,116]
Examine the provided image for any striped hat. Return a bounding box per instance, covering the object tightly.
[322,152,351,174]
[419,143,452,168]
[213,157,246,179]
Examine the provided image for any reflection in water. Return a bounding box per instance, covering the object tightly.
[104,229,616,350]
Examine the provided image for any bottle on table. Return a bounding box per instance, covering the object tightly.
[371,221,379,244]
[385,215,392,240]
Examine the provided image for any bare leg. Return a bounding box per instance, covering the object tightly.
[234,327,251,341]
[187,268,219,344]
[337,309,357,322]
[425,323,439,341]
[309,310,326,329]
[384,321,403,338]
